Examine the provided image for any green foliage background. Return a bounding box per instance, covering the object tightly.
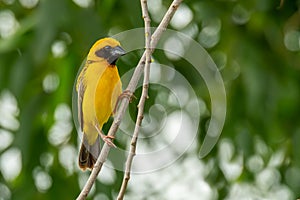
[0,0,300,199]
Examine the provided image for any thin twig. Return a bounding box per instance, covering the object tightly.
[76,0,183,199]
[116,0,152,199]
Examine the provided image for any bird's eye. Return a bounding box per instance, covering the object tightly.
[104,45,111,50]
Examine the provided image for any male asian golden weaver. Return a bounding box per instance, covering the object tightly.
[76,38,125,170]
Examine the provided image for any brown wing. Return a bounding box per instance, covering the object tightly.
[76,64,87,132]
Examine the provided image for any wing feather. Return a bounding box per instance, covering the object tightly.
[76,64,87,132]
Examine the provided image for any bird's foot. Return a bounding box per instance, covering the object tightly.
[100,134,116,148]
[113,90,136,114]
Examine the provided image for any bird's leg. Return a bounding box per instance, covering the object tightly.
[113,90,136,114]
[94,125,116,148]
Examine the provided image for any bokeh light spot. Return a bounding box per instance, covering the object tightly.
[33,167,53,193]
[0,90,20,131]
[170,4,193,29]
[232,4,251,25]
[148,0,166,23]
[246,154,264,173]
[72,0,93,8]
[256,168,281,191]
[0,148,22,182]
[0,183,11,200]
[40,152,54,170]
[164,36,185,60]
[284,30,300,51]
[98,160,116,185]
[43,73,60,93]
[0,10,19,38]
[59,145,77,175]
[19,0,39,9]
[48,104,73,146]
[51,40,67,58]
[0,129,14,151]
[198,18,221,48]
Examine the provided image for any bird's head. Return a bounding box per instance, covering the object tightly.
[87,38,126,65]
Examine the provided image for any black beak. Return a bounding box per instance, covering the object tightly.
[112,46,126,57]
[108,46,126,65]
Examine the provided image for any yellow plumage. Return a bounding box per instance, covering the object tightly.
[76,38,125,170]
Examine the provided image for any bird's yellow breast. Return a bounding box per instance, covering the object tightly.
[94,65,121,125]
[81,61,122,143]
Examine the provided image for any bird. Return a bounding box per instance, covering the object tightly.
[76,38,126,170]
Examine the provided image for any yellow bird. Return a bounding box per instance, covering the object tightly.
[76,38,125,170]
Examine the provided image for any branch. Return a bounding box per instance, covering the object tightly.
[76,0,183,199]
[116,0,152,199]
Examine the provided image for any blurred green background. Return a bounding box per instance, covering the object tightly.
[1,0,300,199]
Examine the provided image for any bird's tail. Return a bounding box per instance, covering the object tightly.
[78,134,100,170]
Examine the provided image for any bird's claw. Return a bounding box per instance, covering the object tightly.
[113,90,136,114]
[101,135,116,148]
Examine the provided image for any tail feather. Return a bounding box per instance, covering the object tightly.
[78,134,100,170]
